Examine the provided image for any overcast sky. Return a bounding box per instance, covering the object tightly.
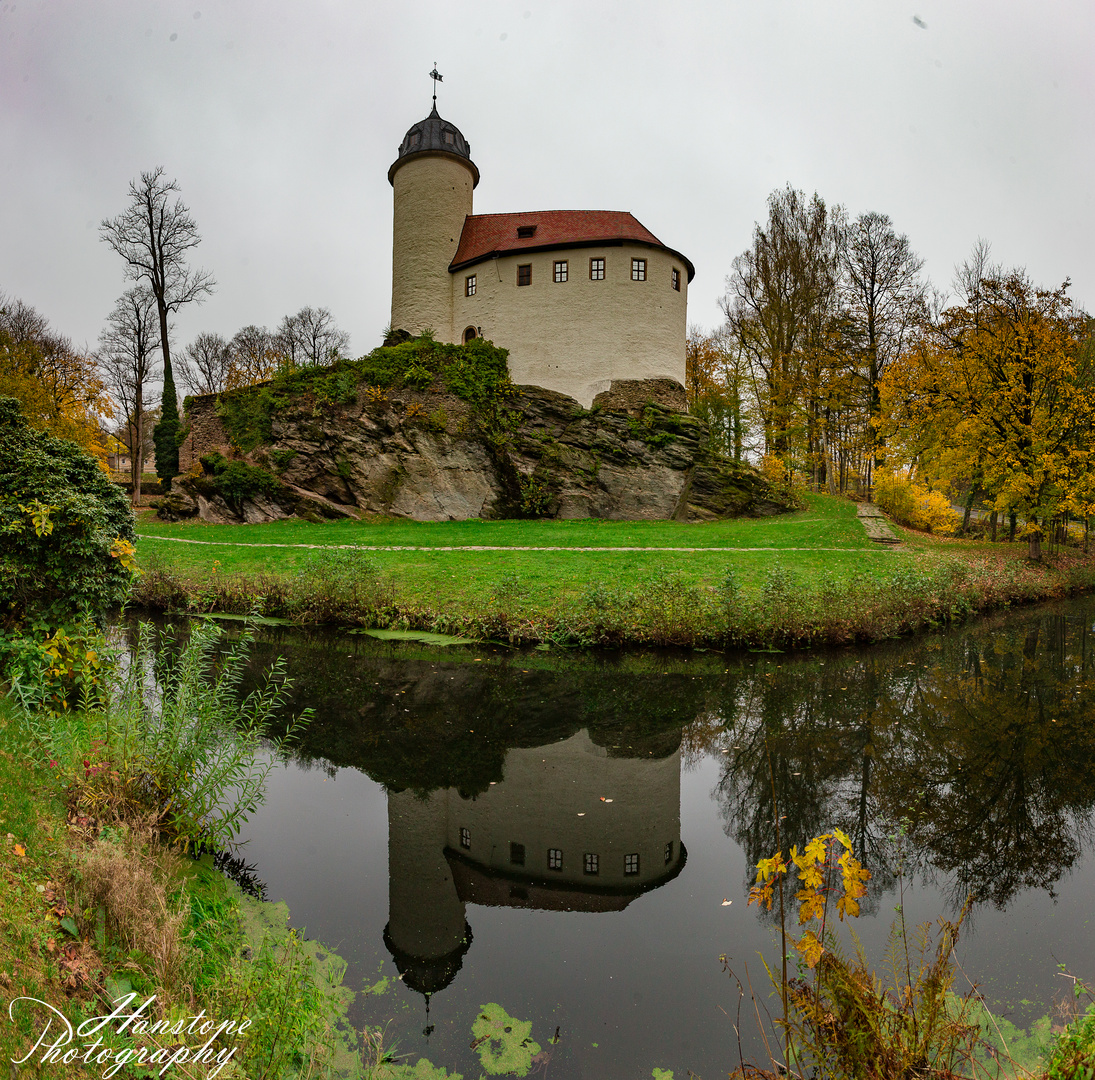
[2,0,1093,363]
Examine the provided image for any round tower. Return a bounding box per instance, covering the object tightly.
[389,107,479,342]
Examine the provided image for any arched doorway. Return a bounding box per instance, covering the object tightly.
[463,326,477,343]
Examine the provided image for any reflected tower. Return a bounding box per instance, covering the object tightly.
[385,729,686,997]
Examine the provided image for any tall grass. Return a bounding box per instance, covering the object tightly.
[20,619,309,850]
[132,549,1095,650]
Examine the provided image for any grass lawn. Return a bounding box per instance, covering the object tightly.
[137,493,940,608]
[129,493,1093,647]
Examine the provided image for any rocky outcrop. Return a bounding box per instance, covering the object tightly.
[168,379,793,523]
[591,378,686,415]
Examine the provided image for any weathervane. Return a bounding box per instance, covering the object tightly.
[429,63,443,109]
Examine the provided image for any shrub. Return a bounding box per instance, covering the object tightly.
[213,336,513,453]
[1,619,109,714]
[519,474,552,517]
[293,549,390,623]
[197,451,283,508]
[1047,996,1095,1080]
[0,396,135,630]
[741,831,993,1080]
[23,619,309,850]
[875,471,961,534]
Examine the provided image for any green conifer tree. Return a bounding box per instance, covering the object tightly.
[154,356,180,484]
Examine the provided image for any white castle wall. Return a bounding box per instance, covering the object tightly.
[451,243,688,407]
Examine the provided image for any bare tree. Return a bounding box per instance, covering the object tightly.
[839,211,927,495]
[180,331,231,396]
[274,306,350,368]
[99,287,161,504]
[100,168,214,483]
[225,325,278,389]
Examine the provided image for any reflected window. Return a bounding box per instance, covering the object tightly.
[547,848,563,871]
[664,841,673,865]
[624,853,640,875]
[510,842,526,866]
[460,827,470,850]
[583,853,599,875]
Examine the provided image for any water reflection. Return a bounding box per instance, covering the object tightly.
[131,598,1095,1051]
[385,730,685,998]
[131,602,1095,918]
[711,611,1095,909]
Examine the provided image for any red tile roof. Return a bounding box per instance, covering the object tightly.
[450,210,694,281]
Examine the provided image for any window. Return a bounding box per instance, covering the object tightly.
[460,828,471,850]
[583,853,599,875]
[510,842,526,866]
[465,274,476,296]
[589,257,605,280]
[631,258,647,281]
[444,131,455,145]
[664,841,674,865]
[547,848,563,871]
[517,264,532,287]
[553,260,568,283]
[672,267,680,291]
[624,853,640,876]
[516,224,537,238]
[463,326,477,343]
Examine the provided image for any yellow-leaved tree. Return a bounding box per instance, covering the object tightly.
[0,293,112,462]
[880,268,1093,559]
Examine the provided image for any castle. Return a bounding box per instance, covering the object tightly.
[389,103,694,409]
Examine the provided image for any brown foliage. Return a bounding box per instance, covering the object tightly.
[74,825,189,997]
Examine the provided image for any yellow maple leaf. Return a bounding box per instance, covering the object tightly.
[13,844,26,857]
[803,835,827,865]
[796,887,827,924]
[795,929,825,970]
[748,883,775,910]
[755,854,787,883]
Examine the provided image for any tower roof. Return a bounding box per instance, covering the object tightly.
[388,107,479,187]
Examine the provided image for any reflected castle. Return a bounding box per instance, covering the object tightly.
[384,729,686,997]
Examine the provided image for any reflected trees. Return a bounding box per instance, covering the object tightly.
[711,610,1095,912]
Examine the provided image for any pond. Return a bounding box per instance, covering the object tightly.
[183,597,1095,1078]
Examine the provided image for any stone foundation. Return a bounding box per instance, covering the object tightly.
[591,378,687,416]
[178,394,232,472]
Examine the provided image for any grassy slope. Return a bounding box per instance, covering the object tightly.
[134,494,1076,618]
[0,699,356,1077]
[137,494,928,607]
